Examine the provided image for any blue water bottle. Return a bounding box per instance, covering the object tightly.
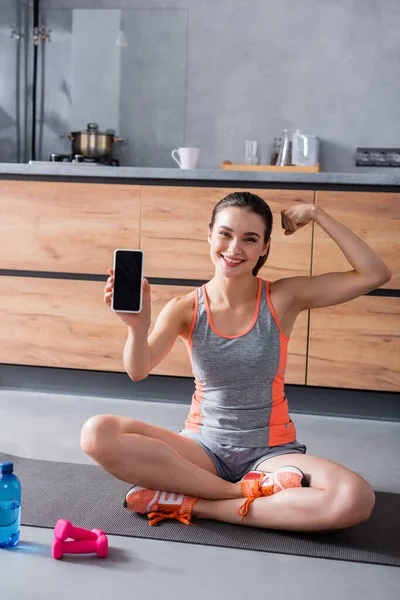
[0,462,21,548]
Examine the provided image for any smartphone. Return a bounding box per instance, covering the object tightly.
[112,249,144,313]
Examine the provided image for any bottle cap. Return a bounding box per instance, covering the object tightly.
[0,462,14,474]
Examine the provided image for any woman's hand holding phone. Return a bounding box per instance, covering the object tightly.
[104,268,151,331]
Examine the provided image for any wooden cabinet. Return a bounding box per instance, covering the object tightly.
[310,191,400,391]
[0,276,123,371]
[0,277,308,384]
[1,181,398,391]
[147,284,194,377]
[0,277,193,375]
[307,296,400,391]
[141,186,314,280]
[314,191,400,289]
[0,180,141,274]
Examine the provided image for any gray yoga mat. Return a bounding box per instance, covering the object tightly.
[1,452,399,567]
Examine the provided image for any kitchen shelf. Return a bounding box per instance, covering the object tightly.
[221,162,321,172]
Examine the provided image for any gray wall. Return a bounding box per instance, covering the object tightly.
[4,0,400,171]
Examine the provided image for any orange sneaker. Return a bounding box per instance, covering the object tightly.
[239,465,309,517]
[124,486,198,526]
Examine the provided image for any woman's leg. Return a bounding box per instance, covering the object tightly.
[80,414,242,500]
[192,454,376,531]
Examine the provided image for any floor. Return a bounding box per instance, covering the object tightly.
[0,389,399,599]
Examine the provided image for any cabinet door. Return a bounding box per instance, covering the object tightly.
[141,186,314,280]
[0,277,308,383]
[283,310,308,385]
[0,276,124,371]
[314,191,400,289]
[0,180,141,274]
[0,277,191,374]
[307,296,400,391]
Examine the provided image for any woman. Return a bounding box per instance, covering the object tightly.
[81,191,391,531]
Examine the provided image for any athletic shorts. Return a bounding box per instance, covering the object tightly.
[179,429,307,483]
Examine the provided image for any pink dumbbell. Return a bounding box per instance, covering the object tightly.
[52,534,108,560]
[54,518,104,542]
[91,528,105,538]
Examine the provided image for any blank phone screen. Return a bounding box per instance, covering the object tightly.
[113,250,143,312]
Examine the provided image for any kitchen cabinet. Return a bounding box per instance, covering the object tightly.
[0,277,191,374]
[0,180,398,392]
[309,191,400,391]
[0,180,140,274]
[140,186,314,280]
[313,191,399,289]
[307,296,400,391]
[0,277,309,384]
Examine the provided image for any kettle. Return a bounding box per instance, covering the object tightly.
[292,130,319,167]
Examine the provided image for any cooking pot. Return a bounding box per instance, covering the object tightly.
[60,123,122,159]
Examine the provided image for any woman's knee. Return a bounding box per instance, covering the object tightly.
[80,414,122,459]
[328,476,376,528]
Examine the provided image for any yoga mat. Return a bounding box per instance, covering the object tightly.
[1,452,399,567]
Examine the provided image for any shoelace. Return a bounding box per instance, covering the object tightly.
[238,472,264,518]
[147,508,193,526]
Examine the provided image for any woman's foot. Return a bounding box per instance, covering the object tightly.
[124,485,198,525]
[239,465,309,516]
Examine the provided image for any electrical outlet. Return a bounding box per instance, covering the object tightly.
[356,147,400,167]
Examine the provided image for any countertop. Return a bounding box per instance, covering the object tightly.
[1,162,400,187]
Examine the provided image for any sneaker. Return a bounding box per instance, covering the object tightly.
[239,465,309,517]
[124,485,197,526]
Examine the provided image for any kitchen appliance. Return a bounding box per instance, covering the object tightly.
[60,123,122,160]
[29,154,120,166]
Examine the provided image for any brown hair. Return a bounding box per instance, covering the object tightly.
[209,191,273,276]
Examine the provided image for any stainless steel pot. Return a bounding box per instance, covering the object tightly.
[61,123,122,159]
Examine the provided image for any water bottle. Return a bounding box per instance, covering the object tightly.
[0,462,21,548]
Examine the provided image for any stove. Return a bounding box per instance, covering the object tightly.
[29,153,120,166]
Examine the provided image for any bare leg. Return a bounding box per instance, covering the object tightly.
[80,415,243,500]
[193,454,376,531]
[194,489,342,531]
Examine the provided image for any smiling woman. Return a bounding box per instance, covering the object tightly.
[208,191,273,277]
[82,190,390,532]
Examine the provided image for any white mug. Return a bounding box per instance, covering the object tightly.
[171,147,199,169]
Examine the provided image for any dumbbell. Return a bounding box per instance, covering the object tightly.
[91,528,105,538]
[54,518,104,542]
[52,534,108,560]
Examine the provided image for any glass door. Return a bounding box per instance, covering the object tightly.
[0,0,32,162]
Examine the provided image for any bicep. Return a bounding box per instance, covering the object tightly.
[290,271,385,312]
